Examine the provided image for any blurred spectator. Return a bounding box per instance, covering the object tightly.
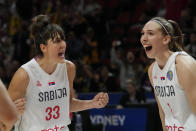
[82,27,100,67]
[117,79,146,109]
[83,0,102,17]
[89,69,103,92]
[100,65,120,92]
[74,60,92,92]
[66,31,83,60]
[185,31,196,58]
[140,72,153,93]
[12,20,30,64]
[0,49,7,83]
[110,40,143,89]
[15,0,33,20]
[165,0,188,22]
[131,0,161,23]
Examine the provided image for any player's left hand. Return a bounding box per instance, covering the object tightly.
[92,92,109,109]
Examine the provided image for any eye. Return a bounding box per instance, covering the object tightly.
[148,32,153,35]
[54,38,61,43]
[141,32,144,35]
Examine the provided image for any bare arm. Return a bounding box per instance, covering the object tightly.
[3,68,29,130]
[148,63,167,131]
[8,68,28,101]
[176,55,196,115]
[0,80,17,129]
[66,61,108,112]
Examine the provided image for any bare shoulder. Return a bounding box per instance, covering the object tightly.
[12,67,29,82]
[176,54,196,73]
[8,67,29,100]
[64,60,76,71]
[176,54,196,88]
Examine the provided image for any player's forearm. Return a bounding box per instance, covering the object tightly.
[70,98,95,112]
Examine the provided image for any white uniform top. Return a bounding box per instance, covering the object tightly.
[152,51,196,131]
[15,58,70,131]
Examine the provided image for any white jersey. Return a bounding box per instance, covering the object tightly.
[152,51,196,131]
[15,58,70,131]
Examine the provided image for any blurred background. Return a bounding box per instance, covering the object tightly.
[0,0,196,130]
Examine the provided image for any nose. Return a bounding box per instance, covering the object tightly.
[60,41,66,48]
[140,33,147,45]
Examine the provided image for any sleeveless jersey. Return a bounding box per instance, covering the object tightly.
[15,58,70,131]
[152,51,196,131]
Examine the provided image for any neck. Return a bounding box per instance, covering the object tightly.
[155,50,173,69]
[36,57,58,74]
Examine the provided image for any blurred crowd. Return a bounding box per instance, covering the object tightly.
[0,0,196,103]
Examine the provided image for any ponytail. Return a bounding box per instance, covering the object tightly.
[150,17,184,52]
[168,20,184,52]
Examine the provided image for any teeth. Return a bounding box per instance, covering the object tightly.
[60,54,64,57]
[58,53,64,58]
[144,45,151,48]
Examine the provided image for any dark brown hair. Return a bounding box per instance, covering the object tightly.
[30,14,65,56]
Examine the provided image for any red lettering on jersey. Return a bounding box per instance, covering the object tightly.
[41,125,65,131]
[45,106,60,121]
[167,103,173,114]
[173,123,177,130]
[54,125,59,131]
[178,127,184,131]
[166,124,184,131]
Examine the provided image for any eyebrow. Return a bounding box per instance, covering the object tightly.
[141,29,155,32]
[146,29,154,32]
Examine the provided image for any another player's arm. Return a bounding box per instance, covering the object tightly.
[0,80,18,130]
[148,63,167,131]
[66,61,108,112]
[5,68,28,130]
[176,55,196,115]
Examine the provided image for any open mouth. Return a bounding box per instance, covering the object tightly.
[145,46,152,52]
[58,52,65,58]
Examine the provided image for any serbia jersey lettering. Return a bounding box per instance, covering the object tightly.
[152,51,196,131]
[15,58,70,131]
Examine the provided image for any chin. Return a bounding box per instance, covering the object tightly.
[146,52,154,59]
[58,58,65,63]
[147,55,153,59]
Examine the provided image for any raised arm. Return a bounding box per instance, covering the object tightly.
[176,55,196,115]
[0,80,17,130]
[148,63,167,131]
[66,61,108,112]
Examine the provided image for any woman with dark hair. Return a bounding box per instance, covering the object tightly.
[141,17,196,131]
[7,14,108,131]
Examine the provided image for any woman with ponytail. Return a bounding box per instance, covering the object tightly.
[141,17,196,131]
[7,14,108,131]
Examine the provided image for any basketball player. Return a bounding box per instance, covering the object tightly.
[7,14,109,131]
[140,17,196,131]
[0,79,17,131]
